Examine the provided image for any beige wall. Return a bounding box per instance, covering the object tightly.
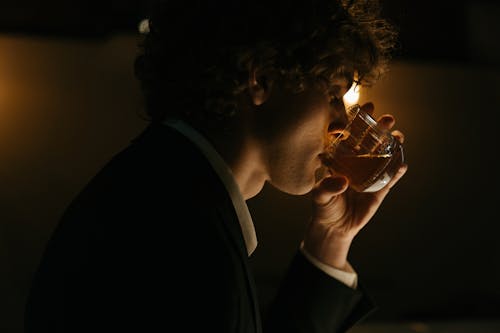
[1,34,499,332]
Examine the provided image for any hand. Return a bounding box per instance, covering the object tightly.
[303,102,408,270]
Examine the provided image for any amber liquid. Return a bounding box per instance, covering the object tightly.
[321,153,391,192]
[320,107,404,192]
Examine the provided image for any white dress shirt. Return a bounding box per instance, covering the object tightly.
[164,119,357,289]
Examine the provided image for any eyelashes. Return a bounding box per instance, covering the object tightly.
[329,95,342,105]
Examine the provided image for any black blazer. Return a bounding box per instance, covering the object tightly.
[24,123,376,332]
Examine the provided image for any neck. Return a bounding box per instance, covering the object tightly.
[201,122,267,200]
[225,145,267,200]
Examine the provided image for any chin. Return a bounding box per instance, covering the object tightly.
[288,178,316,196]
[268,170,317,196]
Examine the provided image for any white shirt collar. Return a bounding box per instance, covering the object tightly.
[163,119,258,256]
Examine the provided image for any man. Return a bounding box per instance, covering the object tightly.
[24,0,407,332]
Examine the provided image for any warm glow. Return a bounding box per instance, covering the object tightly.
[138,19,150,34]
[343,83,360,107]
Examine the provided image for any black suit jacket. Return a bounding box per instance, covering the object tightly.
[24,123,376,332]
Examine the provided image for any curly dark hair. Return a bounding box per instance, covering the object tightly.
[134,0,398,126]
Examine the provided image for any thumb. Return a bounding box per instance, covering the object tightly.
[312,176,349,205]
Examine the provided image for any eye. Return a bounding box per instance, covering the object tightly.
[329,95,341,105]
[324,84,339,102]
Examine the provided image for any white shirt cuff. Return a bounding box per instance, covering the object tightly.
[299,242,358,289]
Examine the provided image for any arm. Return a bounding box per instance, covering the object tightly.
[263,249,376,333]
[264,162,406,333]
[303,102,408,273]
[265,104,408,332]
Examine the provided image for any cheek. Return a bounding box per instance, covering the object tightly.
[296,130,326,160]
[301,116,331,155]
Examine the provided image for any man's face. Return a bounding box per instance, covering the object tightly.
[253,76,352,195]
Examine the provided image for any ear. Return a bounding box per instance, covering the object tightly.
[248,65,272,106]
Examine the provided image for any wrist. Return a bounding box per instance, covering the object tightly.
[302,235,353,270]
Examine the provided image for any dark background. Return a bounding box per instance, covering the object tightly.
[0,1,499,332]
[1,0,499,66]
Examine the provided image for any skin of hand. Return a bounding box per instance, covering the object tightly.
[302,102,408,271]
